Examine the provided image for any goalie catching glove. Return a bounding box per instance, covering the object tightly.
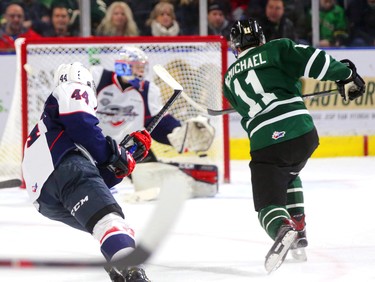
[336,59,366,101]
[167,115,215,154]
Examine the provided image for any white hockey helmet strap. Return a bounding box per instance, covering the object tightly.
[54,62,96,93]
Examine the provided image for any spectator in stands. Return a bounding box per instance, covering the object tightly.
[247,0,267,19]
[208,0,232,17]
[207,2,233,41]
[283,0,310,43]
[41,4,78,37]
[257,0,297,42]
[50,0,106,35]
[20,0,51,35]
[96,1,139,36]
[229,0,249,21]
[144,2,180,36]
[306,0,348,47]
[120,0,157,36]
[247,0,310,42]
[346,0,375,46]
[175,0,199,35]
[0,3,41,52]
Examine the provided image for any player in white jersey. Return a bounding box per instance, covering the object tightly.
[92,47,217,199]
[22,62,152,281]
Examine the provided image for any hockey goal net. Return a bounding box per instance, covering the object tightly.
[1,36,229,185]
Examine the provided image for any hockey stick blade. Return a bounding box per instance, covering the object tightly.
[153,64,208,113]
[207,108,236,116]
[153,64,183,91]
[0,175,188,268]
[207,89,340,116]
[0,179,22,189]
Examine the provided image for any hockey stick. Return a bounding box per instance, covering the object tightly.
[153,64,208,114]
[0,68,187,269]
[302,88,338,98]
[207,88,339,116]
[0,179,22,189]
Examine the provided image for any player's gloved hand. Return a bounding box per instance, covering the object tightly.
[336,59,366,101]
[124,130,152,162]
[104,136,136,178]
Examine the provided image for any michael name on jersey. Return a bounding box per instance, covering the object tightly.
[226,52,267,83]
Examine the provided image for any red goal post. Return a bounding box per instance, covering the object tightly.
[13,36,230,183]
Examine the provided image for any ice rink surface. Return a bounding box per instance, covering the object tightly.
[1,157,375,282]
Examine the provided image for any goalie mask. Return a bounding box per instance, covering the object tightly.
[114,47,148,88]
[230,19,266,58]
[54,62,96,93]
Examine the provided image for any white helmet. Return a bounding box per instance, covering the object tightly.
[54,62,96,93]
[114,47,148,81]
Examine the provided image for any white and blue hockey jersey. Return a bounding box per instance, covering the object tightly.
[92,66,181,145]
[22,82,118,205]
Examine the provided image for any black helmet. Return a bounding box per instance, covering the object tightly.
[230,19,266,57]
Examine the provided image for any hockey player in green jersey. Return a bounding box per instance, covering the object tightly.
[224,19,366,273]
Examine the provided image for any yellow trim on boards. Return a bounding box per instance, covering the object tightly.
[229,136,373,160]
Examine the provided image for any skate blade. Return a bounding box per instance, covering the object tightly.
[290,247,307,261]
[265,230,297,274]
[105,266,125,282]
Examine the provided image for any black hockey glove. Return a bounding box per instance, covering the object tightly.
[104,136,135,178]
[336,59,366,101]
[122,130,152,162]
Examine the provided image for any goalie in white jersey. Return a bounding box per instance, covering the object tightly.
[22,62,152,281]
[92,47,217,199]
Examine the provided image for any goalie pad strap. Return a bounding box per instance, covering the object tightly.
[168,162,218,184]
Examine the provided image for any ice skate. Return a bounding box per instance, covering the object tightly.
[265,218,297,274]
[105,266,125,282]
[123,266,151,282]
[290,214,308,261]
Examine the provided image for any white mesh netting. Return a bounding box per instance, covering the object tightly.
[0,37,229,183]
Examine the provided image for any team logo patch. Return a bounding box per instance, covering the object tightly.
[97,105,138,127]
[272,131,286,140]
[32,182,38,192]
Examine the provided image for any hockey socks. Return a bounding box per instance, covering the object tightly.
[92,213,136,261]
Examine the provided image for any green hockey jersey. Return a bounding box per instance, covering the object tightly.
[223,38,351,152]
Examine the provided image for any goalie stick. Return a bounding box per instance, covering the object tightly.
[152,64,209,115]
[207,88,339,116]
[0,64,186,269]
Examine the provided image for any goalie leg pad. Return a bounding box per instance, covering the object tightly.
[130,162,218,200]
[168,162,218,197]
[130,162,194,200]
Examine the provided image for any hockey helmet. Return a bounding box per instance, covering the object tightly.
[230,19,266,58]
[54,62,96,93]
[114,46,148,82]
